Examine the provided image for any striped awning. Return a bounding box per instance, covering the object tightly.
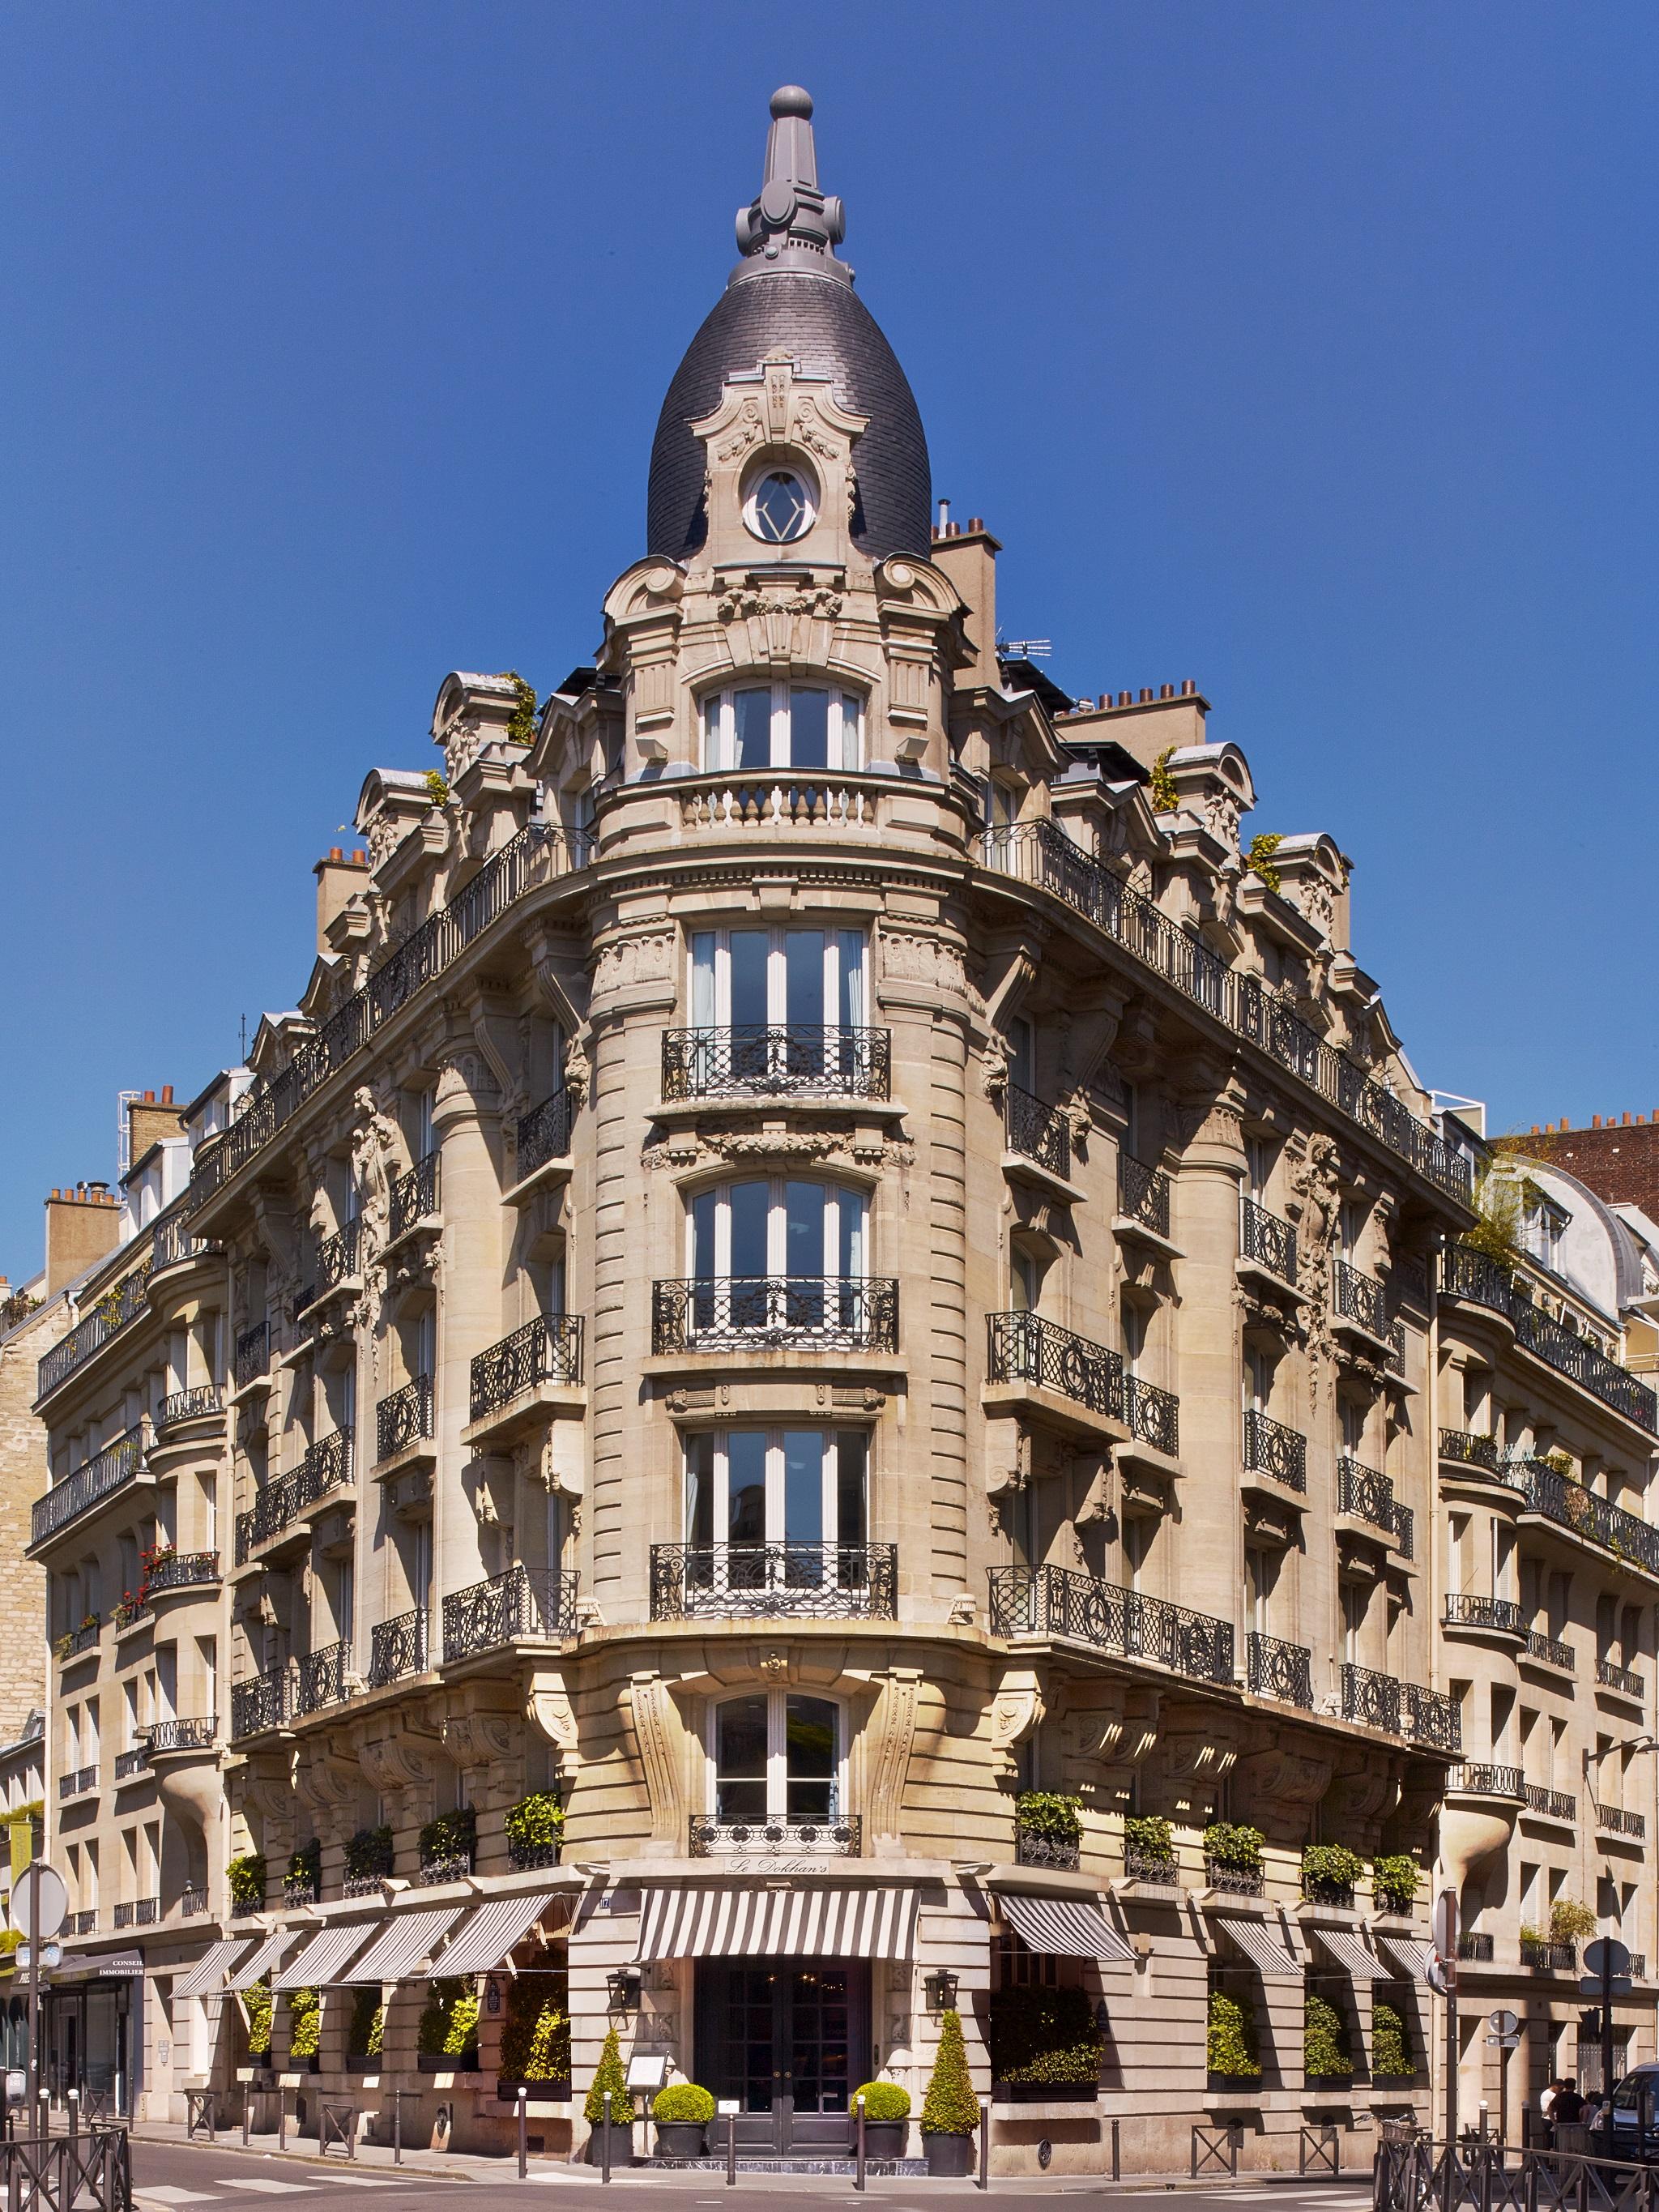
[344,1907,463,1985]
[634,1886,919,1964]
[1216,1915,1302,1979]
[1313,1928,1391,1982]
[437,1893,559,1978]
[226,1932,300,1992]
[172,1940,252,2001]
[274,1922,379,1992]
[1380,1935,1435,1980]
[999,1893,1136,1967]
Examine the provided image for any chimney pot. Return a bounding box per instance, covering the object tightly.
[967,515,984,532]
[1623,1112,1631,1126]
[1159,683,1173,699]
[352,848,366,865]
[1138,688,1152,703]
[1530,1126,1540,1136]
[1118,691,1131,707]
[1593,1116,1602,1129]
[1181,679,1196,696]
[330,846,343,862]
[143,1090,154,1104]
[161,1085,173,1104]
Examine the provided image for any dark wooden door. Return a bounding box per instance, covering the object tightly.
[696,1958,868,2152]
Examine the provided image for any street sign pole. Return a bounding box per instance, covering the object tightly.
[25,1881,37,2126]
[1437,1889,1460,2146]
[1603,1943,1615,2105]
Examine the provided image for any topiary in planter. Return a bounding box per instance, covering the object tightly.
[922,2010,979,2175]
[1371,2001,1413,2078]
[1372,1855,1419,1914]
[1013,1791,1081,1840]
[419,1806,477,1873]
[417,1978,480,2060]
[585,2026,633,2166]
[1304,1992,1353,2079]
[344,1826,394,1881]
[1202,1821,1265,1872]
[1206,1990,1260,2078]
[987,1985,1103,2088]
[654,2083,714,2160]
[228,1852,267,1911]
[854,2080,911,2155]
[348,1988,384,2063]
[241,1978,273,2060]
[500,1976,571,2086]
[1302,1843,1364,1896]
[1124,1815,1174,1859]
[285,1838,322,1896]
[504,1791,565,1867]
[854,2082,911,2122]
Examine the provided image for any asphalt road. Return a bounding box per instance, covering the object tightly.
[130,2137,1379,2212]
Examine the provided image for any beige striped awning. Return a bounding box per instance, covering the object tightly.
[344,1907,463,1986]
[998,1893,1136,1967]
[1312,1928,1391,1982]
[437,1893,561,1977]
[226,1932,301,1992]
[1215,1915,1302,1979]
[172,1940,253,2001]
[274,1922,379,1991]
[1380,1935,1435,1980]
[634,1886,919,1964]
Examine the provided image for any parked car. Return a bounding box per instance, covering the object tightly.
[1597,2066,1659,2159]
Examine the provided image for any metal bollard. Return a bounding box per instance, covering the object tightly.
[855,2093,865,2193]
[66,2090,78,2152]
[518,2084,528,2179]
[243,2090,251,2147]
[279,2092,287,2154]
[727,2107,737,2187]
[393,2090,402,2167]
[1111,2115,1120,2181]
[602,2089,612,2184]
[977,2100,990,2190]
[36,2092,49,2141]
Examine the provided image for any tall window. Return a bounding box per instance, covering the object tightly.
[702,685,862,773]
[711,1691,841,1823]
[684,1429,868,1552]
[688,929,868,1093]
[689,1179,867,1297]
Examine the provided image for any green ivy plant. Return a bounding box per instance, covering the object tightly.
[1202,1821,1265,1872]
[241,1978,273,2059]
[853,2081,911,2121]
[1304,1992,1353,2079]
[1123,1814,1175,1864]
[1014,1791,1081,1842]
[921,2009,980,2135]
[348,1989,384,2057]
[1302,1843,1365,1892]
[1206,1990,1260,2078]
[584,2024,630,2126]
[987,1985,1102,2087]
[1149,746,1179,813]
[1245,832,1283,895]
[416,1979,479,2058]
[504,1791,565,1857]
[227,1852,267,1910]
[1372,1855,1420,1912]
[286,1987,321,2060]
[652,2084,714,2124]
[1371,2001,1413,2078]
[501,672,539,746]
[344,1826,394,1881]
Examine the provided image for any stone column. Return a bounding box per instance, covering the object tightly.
[1170,1083,1247,1635]
[431,1049,508,1612]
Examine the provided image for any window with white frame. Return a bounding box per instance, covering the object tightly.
[701,684,862,774]
[684,1428,868,1552]
[689,1176,867,1284]
[709,1689,842,1824]
[690,927,867,1035]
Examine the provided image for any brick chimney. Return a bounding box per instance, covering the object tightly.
[314,848,371,957]
[126,1087,184,1170]
[43,1183,120,1296]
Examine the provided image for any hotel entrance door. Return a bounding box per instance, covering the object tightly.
[695,1958,868,2154]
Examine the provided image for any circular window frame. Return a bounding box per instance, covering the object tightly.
[740,463,819,545]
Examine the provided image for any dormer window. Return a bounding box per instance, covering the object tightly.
[742,466,817,544]
[702,684,862,773]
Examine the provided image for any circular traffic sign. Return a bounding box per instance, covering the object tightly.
[1491,2009,1520,2036]
[1585,1938,1633,1979]
[11,1864,66,1944]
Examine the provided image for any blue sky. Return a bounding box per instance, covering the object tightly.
[2,2,1654,1272]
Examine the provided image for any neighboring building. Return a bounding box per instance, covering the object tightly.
[1431,1121,1659,2116]
[15,83,1653,2178]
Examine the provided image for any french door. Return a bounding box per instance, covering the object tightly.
[689,928,866,1092]
[695,1959,868,2153]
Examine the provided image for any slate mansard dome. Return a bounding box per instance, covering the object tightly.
[646,87,932,566]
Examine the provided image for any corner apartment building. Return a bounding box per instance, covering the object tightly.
[18,86,1655,2176]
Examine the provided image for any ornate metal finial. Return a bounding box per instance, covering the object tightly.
[733,85,849,284]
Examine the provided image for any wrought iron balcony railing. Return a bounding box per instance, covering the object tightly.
[1405,1680,1461,1751]
[1459,1933,1495,1962]
[59,1768,96,1800]
[157,1386,222,1430]
[1596,1801,1646,1839]
[1124,1843,1181,1886]
[113,1746,148,1779]
[233,1321,269,1391]
[146,1549,220,1595]
[1337,1457,1413,1556]
[376,1375,433,1463]
[182,1886,210,1918]
[1333,1258,1388,1337]
[652,1543,898,1623]
[1239,1197,1297,1283]
[144,1717,216,1754]
[663,1027,891,1104]
[36,1260,155,1401]
[1302,1873,1355,1909]
[58,1616,100,1659]
[294,1640,350,1716]
[1341,1665,1461,1750]
[314,1216,360,1296]
[1004,1083,1070,1178]
[651,1276,898,1355]
[1448,1763,1524,1798]
[1387,1318,1406,1377]
[986,1311,1122,1420]
[469,1315,583,1421]
[1243,1408,1307,1491]
[234,1427,353,1563]
[1597,1657,1644,1697]
[1444,1594,1525,1636]
[1205,1857,1265,1897]
[1441,1245,1658,1433]
[1516,1462,1659,1576]
[1247,1630,1313,1708]
[31,1426,144,1548]
[367,1606,429,1687]
[1015,1821,1081,1871]
[1124,1373,1179,1456]
[443,1565,578,1659]
[989,1563,1234,1686]
[389,1151,440,1241]
[1439,1426,1500,1471]
[1523,1783,1576,1821]
[1117,1155,1171,1238]
[1521,1937,1577,1971]
[68,1909,96,1935]
[152,1211,219,1272]
[230,1663,289,1741]
[1526,1629,1575,1671]
[689,1813,861,1859]
[516,1087,574,1176]
[978,818,1470,1199]
[192,822,591,1203]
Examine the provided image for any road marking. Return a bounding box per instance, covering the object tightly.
[135,2193,221,2206]
[215,2184,319,2197]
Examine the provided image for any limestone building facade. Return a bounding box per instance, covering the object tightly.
[20,84,1657,2176]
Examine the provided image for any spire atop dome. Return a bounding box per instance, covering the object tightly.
[732,85,849,286]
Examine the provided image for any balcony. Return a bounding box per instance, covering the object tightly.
[1239,1197,1298,1285]
[652,1543,898,1623]
[1337,1457,1414,1556]
[1205,1858,1265,1899]
[1597,1657,1644,1698]
[1340,1663,1461,1750]
[651,1276,898,1356]
[986,1311,1124,1428]
[68,1910,96,1936]
[233,1321,270,1393]
[1521,1937,1578,1972]
[367,1606,429,1688]
[1441,1245,1659,1433]
[1332,1259,1388,1340]
[113,1746,149,1781]
[1459,1933,1495,1962]
[1522,1783,1576,1821]
[235,1428,354,1563]
[1116,1156,1172,1241]
[31,1426,145,1549]
[388,1150,439,1241]
[1015,1817,1081,1872]
[36,1259,154,1403]
[57,1616,100,1661]
[230,1663,289,1741]
[467,1314,583,1428]
[313,1217,361,1299]
[1444,1593,1526,1638]
[58,1767,97,1800]
[146,1549,220,1598]
[989,1563,1234,1687]
[1247,1630,1313,1709]
[1448,1763,1525,1800]
[662,1027,890,1104]
[1243,1408,1307,1492]
[442,1565,578,1659]
[1525,1628,1576,1672]
[689,1813,861,1859]
[1439,1427,1501,1475]
[1596,1801,1646,1841]
[146,1717,216,1755]
[294,1640,350,1717]
[1124,1374,1179,1458]
[113,1595,148,1634]
[152,1213,219,1275]
[1387,1320,1406,1377]
[375,1377,433,1467]
[978,818,1471,1200]
[182,1886,210,1918]
[1516,1462,1659,1578]
[515,1087,574,1181]
[1004,1083,1071,1180]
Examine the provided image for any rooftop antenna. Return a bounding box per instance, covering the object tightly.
[1000,638,1052,660]
[117,1091,140,1180]
[239,1014,248,1060]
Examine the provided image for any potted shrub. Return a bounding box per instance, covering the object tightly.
[1372,1855,1420,1917]
[920,2008,979,2177]
[1202,1821,1265,1894]
[419,1807,476,1883]
[344,1826,394,1890]
[416,1979,480,2073]
[1014,1791,1081,1869]
[1205,1989,1261,2083]
[1371,1999,1414,2079]
[652,2082,714,2160]
[498,1971,572,2099]
[346,1990,384,2071]
[241,1978,274,2070]
[584,2025,633,2167]
[505,1791,565,1872]
[1303,1992,1353,2081]
[1300,1843,1364,1907]
[1551,1898,1597,1945]
[286,1986,322,2073]
[851,2080,911,2159]
[228,1851,267,1916]
[987,1984,1102,2103]
[284,1838,322,1907]
[1123,1814,1177,1884]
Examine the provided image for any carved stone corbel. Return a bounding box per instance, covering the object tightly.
[989,1668,1046,1775]
[625,1672,685,1851]
[865,1668,920,1845]
[526,1668,580,1774]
